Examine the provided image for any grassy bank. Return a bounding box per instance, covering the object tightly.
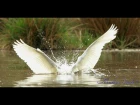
[0,18,140,50]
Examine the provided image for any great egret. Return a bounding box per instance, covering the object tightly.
[13,24,118,74]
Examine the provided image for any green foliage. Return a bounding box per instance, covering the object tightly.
[81,30,100,48]
[58,32,81,49]
[0,18,88,50]
[1,18,140,50]
[0,18,27,49]
[4,18,27,39]
[0,18,72,49]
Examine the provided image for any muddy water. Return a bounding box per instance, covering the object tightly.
[0,50,140,87]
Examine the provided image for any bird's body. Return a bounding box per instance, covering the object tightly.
[13,24,118,74]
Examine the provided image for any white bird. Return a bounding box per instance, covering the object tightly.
[13,24,118,74]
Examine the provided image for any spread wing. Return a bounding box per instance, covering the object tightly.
[71,24,118,73]
[13,39,58,74]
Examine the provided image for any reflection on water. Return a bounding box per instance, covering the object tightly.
[1,50,140,87]
[15,73,112,87]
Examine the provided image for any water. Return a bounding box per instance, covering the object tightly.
[0,50,140,87]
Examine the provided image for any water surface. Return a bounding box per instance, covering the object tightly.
[0,50,140,87]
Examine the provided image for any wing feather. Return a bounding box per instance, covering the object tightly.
[13,39,58,74]
[71,24,118,73]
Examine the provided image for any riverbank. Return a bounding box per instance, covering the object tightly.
[102,49,140,52]
[1,49,140,52]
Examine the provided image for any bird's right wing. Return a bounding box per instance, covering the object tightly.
[13,39,58,74]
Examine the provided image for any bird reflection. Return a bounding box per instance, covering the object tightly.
[14,72,113,87]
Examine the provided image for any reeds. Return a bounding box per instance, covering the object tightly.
[0,18,82,50]
[80,18,140,49]
[1,18,140,50]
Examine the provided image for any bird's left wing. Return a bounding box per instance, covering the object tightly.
[13,39,58,74]
[71,24,118,73]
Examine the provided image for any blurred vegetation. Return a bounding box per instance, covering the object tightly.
[0,18,140,50]
[80,18,140,49]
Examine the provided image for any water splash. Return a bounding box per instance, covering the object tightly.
[47,50,104,75]
[40,35,101,75]
[45,41,58,62]
[39,35,75,74]
[52,50,80,74]
[56,56,75,74]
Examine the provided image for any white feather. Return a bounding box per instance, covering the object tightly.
[71,24,118,73]
[13,39,58,74]
[13,24,118,74]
